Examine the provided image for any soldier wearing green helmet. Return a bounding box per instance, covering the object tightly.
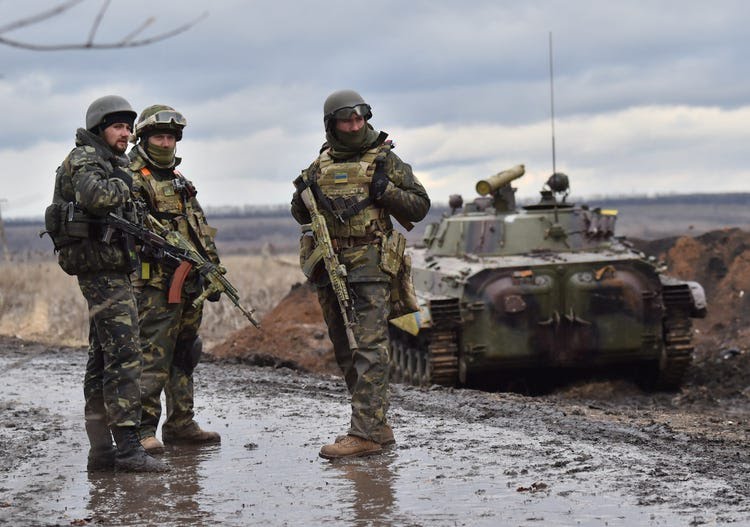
[46,95,168,473]
[291,89,431,459]
[129,104,223,453]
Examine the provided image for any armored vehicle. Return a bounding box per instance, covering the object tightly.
[389,165,706,390]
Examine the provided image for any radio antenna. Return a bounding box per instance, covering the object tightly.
[548,31,557,176]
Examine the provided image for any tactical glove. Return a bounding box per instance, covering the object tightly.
[207,291,221,302]
[111,168,133,190]
[370,170,389,201]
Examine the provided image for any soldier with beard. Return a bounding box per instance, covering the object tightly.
[128,105,222,453]
[291,90,430,459]
[47,95,168,472]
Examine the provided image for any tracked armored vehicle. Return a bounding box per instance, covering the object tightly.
[389,165,706,390]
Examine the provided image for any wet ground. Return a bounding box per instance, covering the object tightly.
[1,338,748,526]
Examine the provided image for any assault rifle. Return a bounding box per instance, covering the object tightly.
[103,212,261,329]
[297,175,359,351]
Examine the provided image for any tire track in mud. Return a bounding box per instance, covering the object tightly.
[390,384,750,524]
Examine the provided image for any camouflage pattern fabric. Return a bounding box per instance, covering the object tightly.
[317,281,392,443]
[291,132,430,445]
[128,150,215,440]
[79,272,142,429]
[130,149,220,292]
[134,271,204,439]
[53,128,135,276]
[291,148,430,227]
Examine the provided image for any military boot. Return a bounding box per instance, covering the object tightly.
[85,420,116,471]
[111,427,170,473]
[162,421,221,445]
[140,435,165,454]
[319,434,383,460]
[335,424,395,447]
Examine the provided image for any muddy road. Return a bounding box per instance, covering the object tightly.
[0,337,748,526]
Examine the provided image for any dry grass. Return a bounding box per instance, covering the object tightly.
[0,255,304,349]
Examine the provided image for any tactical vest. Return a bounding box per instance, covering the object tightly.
[311,144,392,239]
[136,167,216,257]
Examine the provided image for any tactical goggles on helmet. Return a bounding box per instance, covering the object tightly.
[136,110,187,134]
[330,103,371,121]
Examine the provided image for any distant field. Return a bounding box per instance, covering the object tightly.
[2,193,749,349]
[0,255,304,349]
[5,193,750,260]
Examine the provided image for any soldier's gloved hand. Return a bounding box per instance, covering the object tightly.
[111,168,133,190]
[370,171,389,200]
[207,290,221,302]
[183,179,197,198]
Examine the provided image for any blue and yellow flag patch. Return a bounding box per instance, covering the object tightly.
[334,173,348,184]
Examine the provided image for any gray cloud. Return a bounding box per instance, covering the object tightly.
[1,0,749,217]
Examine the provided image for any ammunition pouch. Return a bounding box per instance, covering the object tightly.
[41,202,93,251]
[43,203,61,235]
[389,252,419,319]
[378,231,418,319]
[173,336,203,376]
[379,231,406,277]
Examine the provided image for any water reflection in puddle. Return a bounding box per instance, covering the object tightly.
[0,357,694,526]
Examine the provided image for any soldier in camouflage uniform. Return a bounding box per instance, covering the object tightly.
[291,89,430,459]
[47,95,168,472]
[129,105,222,453]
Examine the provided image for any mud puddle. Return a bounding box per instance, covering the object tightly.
[0,341,746,526]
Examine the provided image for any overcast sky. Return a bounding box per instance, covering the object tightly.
[1,0,749,218]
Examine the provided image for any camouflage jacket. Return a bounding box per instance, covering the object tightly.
[53,128,135,275]
[291,139,430,283]
[129,148,220,291]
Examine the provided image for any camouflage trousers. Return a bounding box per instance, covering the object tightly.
[317,281,392,444]
[134,285,203,439]
[78,272,142,430]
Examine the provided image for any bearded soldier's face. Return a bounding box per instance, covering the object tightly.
[102,122,132,154]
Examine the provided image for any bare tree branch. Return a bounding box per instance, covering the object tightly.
[0,0,85,34]
[0,2,207,51]
[119,16,155,45]
[86,0,111,46]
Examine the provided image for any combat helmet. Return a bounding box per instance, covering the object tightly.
[323,89,372,130]
[85,95,136,132]
[135,104,187,141]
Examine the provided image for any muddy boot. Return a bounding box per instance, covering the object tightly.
[111,427,170,473]
[162,421,221,445]
[140,435,165,454]
[85,420,115,471]
[319,434,383,460]
[335,424,395,447]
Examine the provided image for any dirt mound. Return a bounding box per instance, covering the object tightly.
[632,228,750,399]
[208,282,338,375]
[633,228,750,338]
